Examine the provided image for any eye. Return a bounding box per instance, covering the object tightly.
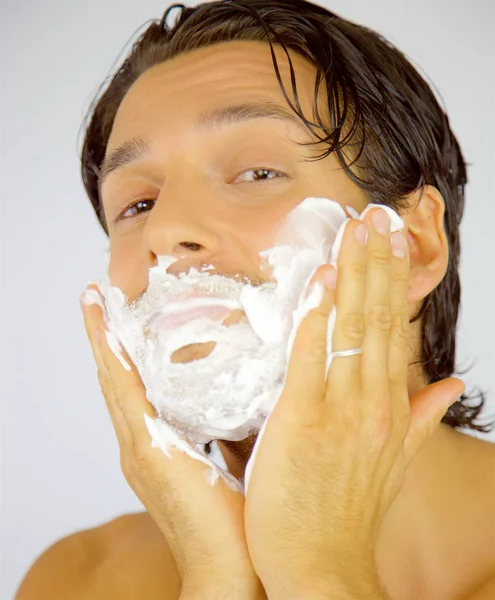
[116,198,156,222]
[235,167,288,183]
[114,167,288,223]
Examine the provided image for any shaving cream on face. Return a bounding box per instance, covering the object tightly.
[89,198,403,491]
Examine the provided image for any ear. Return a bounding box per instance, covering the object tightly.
[401,185,449,304]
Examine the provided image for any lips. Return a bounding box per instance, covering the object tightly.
[149,296,243,332]
[157,305,231,330]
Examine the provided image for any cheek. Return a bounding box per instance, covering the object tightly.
[107,238,149,302]
[239,198,303,241]
[228,206,288,272]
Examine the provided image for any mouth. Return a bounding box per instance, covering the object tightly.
[150,296,243,332]
[158,305,231,330]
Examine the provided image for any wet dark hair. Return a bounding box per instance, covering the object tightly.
[80,0,494,434]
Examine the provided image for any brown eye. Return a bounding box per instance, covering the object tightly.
[235,167,288,183]
[117,198,156,221]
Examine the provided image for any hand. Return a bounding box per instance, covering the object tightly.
[80,286,266,599]
[244,208,465,598]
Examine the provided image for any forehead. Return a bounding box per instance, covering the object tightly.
[108,40,326,149]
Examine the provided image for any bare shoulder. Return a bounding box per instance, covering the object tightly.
[447,426,495,526]
[449,428,495,574]
[15,512,181,600]
[94,511,181,599]
[447,425,495,480]
[14,520,104,600]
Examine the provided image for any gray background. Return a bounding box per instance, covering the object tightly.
[1,1,494,598]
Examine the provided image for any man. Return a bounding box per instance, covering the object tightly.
[15,1,495,598]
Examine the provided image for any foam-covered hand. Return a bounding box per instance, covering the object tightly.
[244,208,465,599]
[80,287,266,600]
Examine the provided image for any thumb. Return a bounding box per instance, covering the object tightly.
[404,377,465,464]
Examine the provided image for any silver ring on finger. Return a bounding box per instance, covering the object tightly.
[331,347,363,358]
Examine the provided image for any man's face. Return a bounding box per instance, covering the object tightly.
[99,40,373,471]
[101,40,368,307]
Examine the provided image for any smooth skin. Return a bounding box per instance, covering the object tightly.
[15,40,495,600]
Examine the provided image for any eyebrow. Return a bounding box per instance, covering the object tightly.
[98,102,307,189]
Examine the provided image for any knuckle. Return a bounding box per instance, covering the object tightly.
[121,445,151,485]
[339,312,365,343]
[294,312,327,353]
[369,249,390,266]
[350,260,366,278]
[96,369,119,402]
[131,442,151,470]
[390,268,409,285]
[391,313,410,347]
[366,304,392,332]
[293,337,326,365]
[339,410,362,436]
[120,451,135,482]
[306,311,327,339]
[96,368,111,390]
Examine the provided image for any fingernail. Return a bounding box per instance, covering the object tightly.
[324,268,337,290]
[371,209,390,235]
[391,231,408,259]
[354,223,367,246]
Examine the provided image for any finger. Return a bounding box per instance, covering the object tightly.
[387,229,411,433]
[80,287,131,443]
[80,284,106,340]
[80,285,156,449]
[326,219,366,396]
[276,264,337,426]
[360,208,393,402]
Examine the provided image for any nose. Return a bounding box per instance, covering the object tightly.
[143,185,222,270]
